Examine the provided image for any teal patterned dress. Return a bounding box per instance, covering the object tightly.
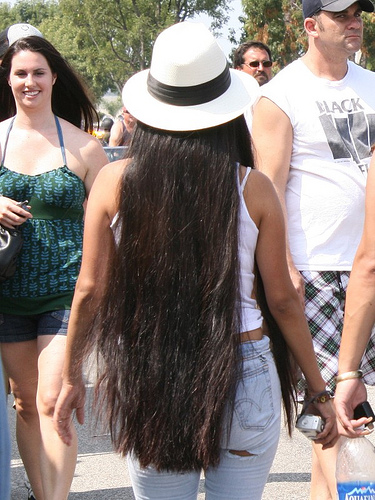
[0,116,85,315]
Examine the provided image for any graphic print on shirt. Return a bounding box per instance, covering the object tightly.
[316,98,375,174]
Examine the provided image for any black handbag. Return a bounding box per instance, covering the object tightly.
[0,224,23,282]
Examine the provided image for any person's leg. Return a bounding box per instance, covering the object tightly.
[2,355,9,396]
[1,338,44,500]
[302,271,347,500]
[310,444,339,500]
[0,358,11,499]
[37,320,77,500]
[127,454,200,500]
[205,337,281,499]
[205,443,278,500]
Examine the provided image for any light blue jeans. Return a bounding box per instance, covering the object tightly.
[0,359,11,499]
[128,336,281,499]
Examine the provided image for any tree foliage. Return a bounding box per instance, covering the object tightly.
[361,14,375,70]
[57,0,231,94]
[0,0,231,101]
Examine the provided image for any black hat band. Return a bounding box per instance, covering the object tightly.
[147,63,231,107]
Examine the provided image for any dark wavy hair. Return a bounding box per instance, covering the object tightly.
[0,27,9,59]
[90,115,296,472]
[233,41,272,68]
[0,36,98,130]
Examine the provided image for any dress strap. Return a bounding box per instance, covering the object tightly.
[1,115,67,167]
[1,117,16,167]
[54,115,67,166]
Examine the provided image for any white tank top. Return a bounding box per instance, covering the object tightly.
[237,166,263,333]
[261,59,375,270]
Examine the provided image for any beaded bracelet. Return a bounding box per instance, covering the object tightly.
[335,370,363,384]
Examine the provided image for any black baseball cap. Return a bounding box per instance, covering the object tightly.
[303,0,374,18]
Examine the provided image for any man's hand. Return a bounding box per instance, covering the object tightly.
[334,379,371,437]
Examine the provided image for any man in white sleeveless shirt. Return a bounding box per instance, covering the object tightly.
[252,0,375,498]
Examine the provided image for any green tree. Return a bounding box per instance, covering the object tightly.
[1,0,232,100]
[361,14,375,70]
[50,0,232,98]
[0,0,58,33]
[58,0,231,95]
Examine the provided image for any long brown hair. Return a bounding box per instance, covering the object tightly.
[90,116,296,471]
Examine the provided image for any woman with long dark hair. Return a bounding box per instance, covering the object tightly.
[0,35,108,499]
[54,22,337,499]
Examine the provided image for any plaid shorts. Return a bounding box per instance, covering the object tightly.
[297,270,375,395]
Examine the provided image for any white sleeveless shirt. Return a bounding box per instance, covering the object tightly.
[237,167,263,333]
[261,59,375,270]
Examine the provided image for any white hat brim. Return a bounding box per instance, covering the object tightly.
[123,68,260,132]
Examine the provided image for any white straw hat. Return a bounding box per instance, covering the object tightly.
[122,22,259,132]
[7,23,43,46]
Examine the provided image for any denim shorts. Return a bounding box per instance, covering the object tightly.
[0,310,70,343]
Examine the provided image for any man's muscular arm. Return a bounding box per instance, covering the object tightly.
[251,97,305,304]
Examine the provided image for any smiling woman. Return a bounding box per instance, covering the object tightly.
[0,35,108,500]
[8,50,56,115]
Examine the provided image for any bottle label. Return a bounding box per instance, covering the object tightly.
[337,482,375,500]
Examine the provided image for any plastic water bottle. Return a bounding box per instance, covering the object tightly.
[336,436,375,499]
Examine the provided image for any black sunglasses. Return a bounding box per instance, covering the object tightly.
[243,60,272,68]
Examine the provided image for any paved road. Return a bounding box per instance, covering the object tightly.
[9,383,375,499]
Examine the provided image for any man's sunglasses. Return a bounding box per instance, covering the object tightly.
[243,60,272,68]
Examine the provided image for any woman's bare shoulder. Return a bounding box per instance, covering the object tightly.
[93,159,131,191]
[241,167,280,226]
[242,167,275,195]
[58,118,108,165]
[56,118,102,149]
[88,159,131,219]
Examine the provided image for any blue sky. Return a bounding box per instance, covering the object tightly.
[193,0,243,57]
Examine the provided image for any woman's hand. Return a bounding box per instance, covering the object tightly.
[0,196,32,228]
[53,375,86,446]
[334,379,372,437]
[312,400,339,449]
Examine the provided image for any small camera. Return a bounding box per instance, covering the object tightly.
[296,414,325,440]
